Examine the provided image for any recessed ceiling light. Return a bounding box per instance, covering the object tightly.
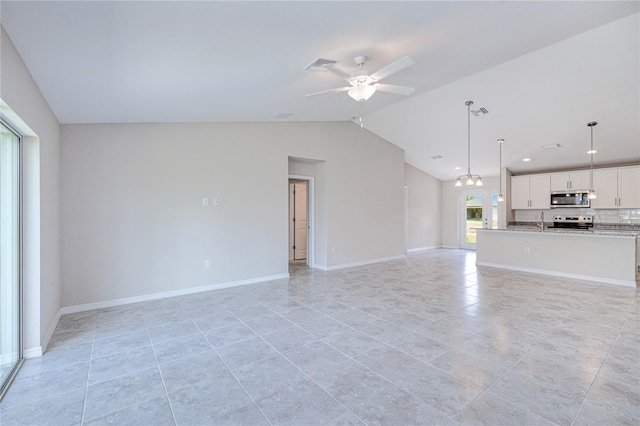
[522,158,531,162]
[454,166,461,170]
[587,149,598,154]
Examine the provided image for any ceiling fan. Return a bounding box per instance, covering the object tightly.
[306,55,416,102]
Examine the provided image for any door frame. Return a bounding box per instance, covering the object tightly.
[288,174,314,267]
[459,189,497,250]
[0,117,23,399]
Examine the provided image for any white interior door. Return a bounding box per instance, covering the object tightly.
[293,182,308,260]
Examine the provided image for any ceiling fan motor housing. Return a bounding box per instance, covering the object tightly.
[350,69,375,86]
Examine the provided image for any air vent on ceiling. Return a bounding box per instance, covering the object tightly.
[471,107,489,117]
[542,143,561,149]
[430,155,443,160]
[305,58,338,72]
[273,112,294,120]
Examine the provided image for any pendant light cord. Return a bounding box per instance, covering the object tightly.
[466,101,473,176]
[590,125,594,189]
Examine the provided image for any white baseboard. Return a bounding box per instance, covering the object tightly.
[23,346,42,359]
[312,264,328,271]
[60,273,290,315]
[476,261,637,288]
[326,255,406,271]
[407,246,440,253]
[40,309,62,355]
[441,245,460,249]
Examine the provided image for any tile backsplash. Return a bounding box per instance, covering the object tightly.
[515,208,640,224]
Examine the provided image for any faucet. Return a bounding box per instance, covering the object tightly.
[537,211,545,231]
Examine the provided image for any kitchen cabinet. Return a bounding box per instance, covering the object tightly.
[511,174,550,209]
[592,166,640,209]
[550,171,591,191]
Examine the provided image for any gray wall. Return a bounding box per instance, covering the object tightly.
[61,122,405,307]
[1,27,62,353]
[404,164,442,250]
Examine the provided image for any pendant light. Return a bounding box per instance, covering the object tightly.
[497,139,505,202]
[587,121,597,200]
[455,100,482,187]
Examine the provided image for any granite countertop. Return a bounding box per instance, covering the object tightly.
[503,223,640,237]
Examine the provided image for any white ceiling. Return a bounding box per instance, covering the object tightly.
[1,1,639,180]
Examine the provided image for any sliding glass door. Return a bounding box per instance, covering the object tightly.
[0,121,21,397]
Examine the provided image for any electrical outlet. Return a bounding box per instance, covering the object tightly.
[332,246,335,253]
[524,247,530,254]
[205,259,212,268]
[50,283,54,296]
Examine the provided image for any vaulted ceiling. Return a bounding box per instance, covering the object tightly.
[1,1,638,180]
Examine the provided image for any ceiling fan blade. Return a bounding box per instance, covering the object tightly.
[325,65,351,81]
[305,86,350,97]
[375,84,415,96]
[371,56,415,81]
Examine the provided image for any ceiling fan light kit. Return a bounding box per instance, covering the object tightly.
[348,84,377,102]
[306,55,415,103]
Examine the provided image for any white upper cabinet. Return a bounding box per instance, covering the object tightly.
[510,174,550,209]
[591,169,618,209]
[618,166,640,208]
[583,166,639,209]
[550,171,591,191]
[512,165,639,210]
[511,176,531,209]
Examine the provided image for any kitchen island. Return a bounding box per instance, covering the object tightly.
[476,228,639,287]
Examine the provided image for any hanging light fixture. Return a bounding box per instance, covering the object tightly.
[497,139,505,202]
[455,100,482,187]
[587,121,598,199]
[348,84,377,102]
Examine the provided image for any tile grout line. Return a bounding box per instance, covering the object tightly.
[190,312,274,426]
[450,322,562,425]
[145,316,179,426]
[568,307,638,425]
[79,320,97,425]
[220,307,370,425]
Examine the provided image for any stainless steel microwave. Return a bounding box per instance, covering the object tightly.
[550,191,590,208]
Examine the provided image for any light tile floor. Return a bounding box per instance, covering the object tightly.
[1,249,638,425]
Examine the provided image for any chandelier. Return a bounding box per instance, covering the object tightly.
[455,100,483,187]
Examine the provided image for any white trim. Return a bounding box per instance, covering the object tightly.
[23,346,42,359]
[476,261,637,288]
[289,174,315,268]
[60,273,289,315]
[326,255,406,271]
[442,245,460,249]
[312,264,328,271]
[40,308,62,355]
[407,246,440,253]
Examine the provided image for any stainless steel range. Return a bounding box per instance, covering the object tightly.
[551,215,593,229]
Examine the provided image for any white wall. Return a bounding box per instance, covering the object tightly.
[404,164,442,250]
[442,176,500,248]
[1,27,61,355]
[61,122,405,307]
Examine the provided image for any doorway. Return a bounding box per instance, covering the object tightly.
[289,180,308,262]
[459,189,498,250]
[288,175,314,267]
